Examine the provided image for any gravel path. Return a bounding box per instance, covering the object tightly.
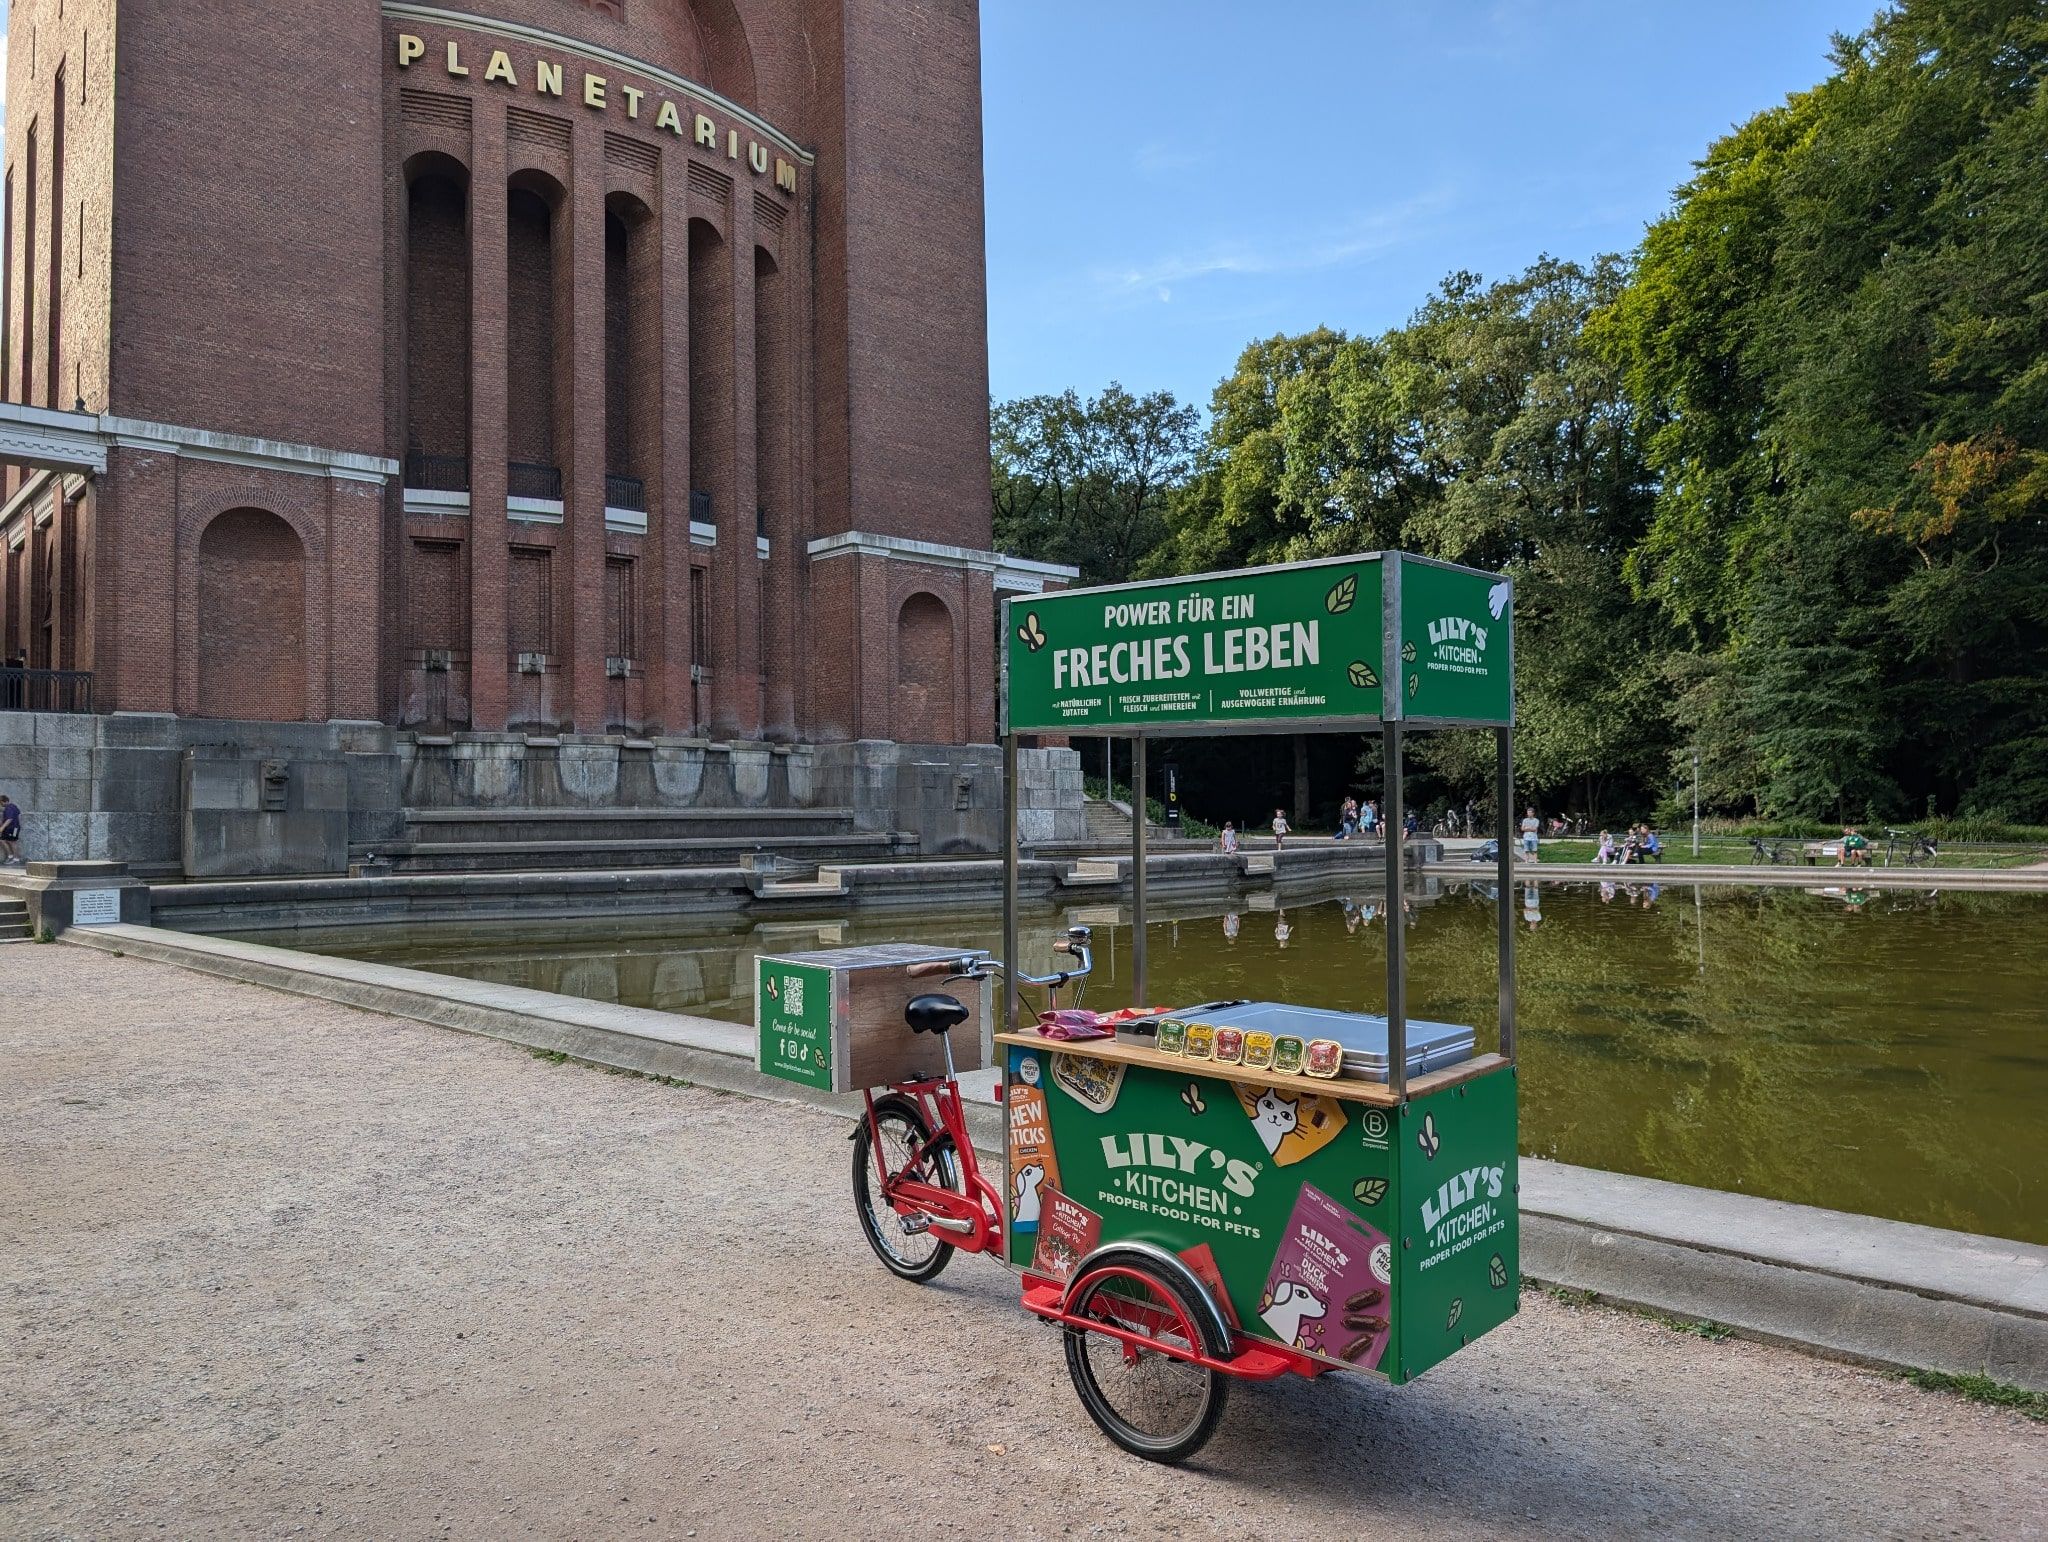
[3,944,2041,1540]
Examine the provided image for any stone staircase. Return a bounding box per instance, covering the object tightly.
[1082,797,1167,848]
[361,807,916,874]
[0,897,31,943]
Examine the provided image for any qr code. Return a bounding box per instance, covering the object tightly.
[784,975,804,1016]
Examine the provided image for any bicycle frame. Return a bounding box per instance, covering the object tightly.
[862,1066,1004,1256]
[858,934,1095,1261]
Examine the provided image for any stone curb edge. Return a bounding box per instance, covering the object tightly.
[60,925,2047,1393]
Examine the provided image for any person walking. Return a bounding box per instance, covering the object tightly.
[1519,806,1540,861]
[1219,821,1239,856]
[1271,807,1291,850]
[0,791,22,866]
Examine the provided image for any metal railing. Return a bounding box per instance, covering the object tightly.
[757,505,769,540]
[403,450,471,493]
[0,667,94,714]
[605,473,647,512]
[691,488,713,527]
[508,461,564,502]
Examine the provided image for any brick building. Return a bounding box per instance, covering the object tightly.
[0,0,1064,752]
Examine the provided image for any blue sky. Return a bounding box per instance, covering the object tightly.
[981,0,1880,411]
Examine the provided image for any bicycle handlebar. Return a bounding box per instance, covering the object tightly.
[904,960,958,979]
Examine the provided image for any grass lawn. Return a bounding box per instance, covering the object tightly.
[1530,839,2046,870]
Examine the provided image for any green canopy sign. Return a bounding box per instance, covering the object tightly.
[1003,553,1511,734]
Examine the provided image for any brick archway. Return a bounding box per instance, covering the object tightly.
[196,508,307,721]
[895,591,956,743]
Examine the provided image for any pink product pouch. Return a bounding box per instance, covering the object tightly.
[1036,1010,1113,1042]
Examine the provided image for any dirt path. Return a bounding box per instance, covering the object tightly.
[3,944,2040,1541]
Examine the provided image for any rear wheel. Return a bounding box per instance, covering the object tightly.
[851,1094,961,1283]
[1062,1253,1229,1463]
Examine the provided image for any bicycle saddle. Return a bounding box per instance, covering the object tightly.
[905,993,969,1036]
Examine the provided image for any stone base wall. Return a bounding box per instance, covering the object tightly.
[811,741,1084,856]
[0,712,1085,875]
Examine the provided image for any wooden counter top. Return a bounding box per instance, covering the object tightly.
[994,1029,1509,1107]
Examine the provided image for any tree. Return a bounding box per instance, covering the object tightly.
[991,384,1199,587]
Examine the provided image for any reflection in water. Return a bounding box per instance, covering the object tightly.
[302,883,2048,1244]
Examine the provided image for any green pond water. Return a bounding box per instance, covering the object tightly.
[299,880,2048,1244]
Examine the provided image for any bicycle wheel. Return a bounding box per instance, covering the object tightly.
[851,1094,962,1283]
[1062,1253,1229,1463]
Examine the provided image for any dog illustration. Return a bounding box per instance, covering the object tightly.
[1013,1163,1045,1225]
[1260,1279,1327,1348]
[1250,1086,1300,1157]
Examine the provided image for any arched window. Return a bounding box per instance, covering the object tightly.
[403,157,471,488]
[896,593,957,743]
[197,509,306,721]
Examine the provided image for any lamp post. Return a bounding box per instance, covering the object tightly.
[1692,746,1701,858]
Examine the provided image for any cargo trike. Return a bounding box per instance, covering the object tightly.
[758,553,1524,1462]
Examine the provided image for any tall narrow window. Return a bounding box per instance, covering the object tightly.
[48,69,64,409]
[508,547,554,657]
[605,556,635,660]
[22,125,38,404]
[403,164,472,483]
[2,171,14,400]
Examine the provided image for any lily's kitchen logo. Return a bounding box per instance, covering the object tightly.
[1102,1132,1260,1206]
[1420,1164,1505,1248]
[1424,615,1491,668]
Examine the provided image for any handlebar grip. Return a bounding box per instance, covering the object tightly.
[1051,939,1074,956]
[904,960,956,978]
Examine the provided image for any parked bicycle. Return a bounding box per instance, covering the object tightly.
[852,929,1096,1283]
[1883,828,1939,867]
[1749,837,1796,865]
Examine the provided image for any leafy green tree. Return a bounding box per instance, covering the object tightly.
[991,384,1199,587]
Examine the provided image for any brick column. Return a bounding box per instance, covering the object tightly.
[564,123,608,734]
[714,193,760,738]
[468,136,510,731]
[653,162,693,733]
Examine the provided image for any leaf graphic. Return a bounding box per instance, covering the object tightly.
[1489,1254,1509,1289]
[1347,660,1379,690]
[1407,674,1420,700]
[1325,574,1359,615]
[1447,1298,1464,1330]
[1401,640,1418,663]
[1353,1177,1389,1207]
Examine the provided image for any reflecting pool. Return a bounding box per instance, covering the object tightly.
[293,880,2048,1244]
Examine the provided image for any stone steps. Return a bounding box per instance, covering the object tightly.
[0,900,31,942]
[367,831,910,874]
[403,806,864,843]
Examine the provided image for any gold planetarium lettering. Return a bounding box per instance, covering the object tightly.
[396,32,801,195]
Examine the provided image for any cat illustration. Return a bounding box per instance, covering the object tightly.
[1250,1086,1299,1156]
[1013,1163,1045,1225]
[1260,1279,1327,1348]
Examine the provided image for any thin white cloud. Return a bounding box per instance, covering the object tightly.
[1133,139,1204,177]
[1089,187,1457,301]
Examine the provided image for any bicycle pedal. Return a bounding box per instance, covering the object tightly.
[898,1213,933,1236]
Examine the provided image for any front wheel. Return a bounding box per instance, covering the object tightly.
[851,1094,961,1284]
[1062,1254,1230,1463]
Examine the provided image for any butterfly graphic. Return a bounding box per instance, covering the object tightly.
[1017,612,1048,652]
[1417,1111,1441,1160]
[1181,1082,1207,1117]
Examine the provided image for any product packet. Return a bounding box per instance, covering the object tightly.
[1256,1183,1392,1368]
